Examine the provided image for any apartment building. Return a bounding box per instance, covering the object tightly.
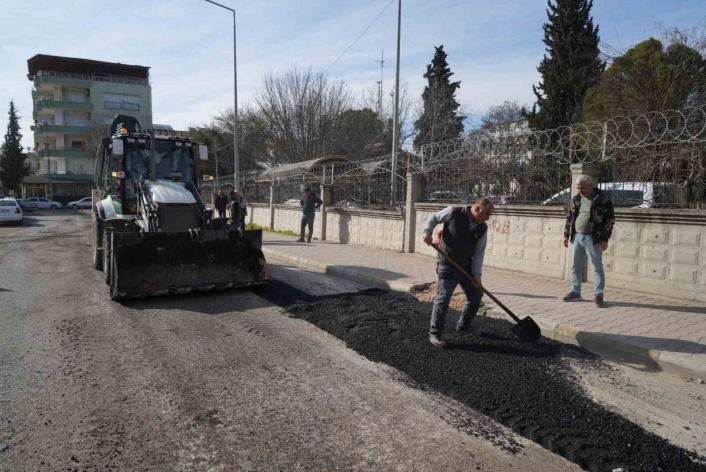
[23,54,152,202]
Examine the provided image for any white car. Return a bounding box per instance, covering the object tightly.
[0,198,23,225]
[67,197,92,210]
[541,182,659,208]
[26,197,63,210]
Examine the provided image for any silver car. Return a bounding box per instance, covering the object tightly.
[26,197,63,210]
[67,197,92,210]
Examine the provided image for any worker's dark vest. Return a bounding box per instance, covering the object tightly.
[438,207,488,274]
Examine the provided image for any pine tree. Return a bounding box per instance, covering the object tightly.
[526,0,604,131]
[0,101,29,195]
[413,45,465,149]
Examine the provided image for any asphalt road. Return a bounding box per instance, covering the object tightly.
[0,212,578,471]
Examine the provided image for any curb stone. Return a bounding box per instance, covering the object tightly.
[262,247,706,380]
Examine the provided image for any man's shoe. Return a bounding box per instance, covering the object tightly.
[563,292,582,302]
[595,295,605,307]
[296,238,305,242]
[429,335,447,348]
[456,324,474,334]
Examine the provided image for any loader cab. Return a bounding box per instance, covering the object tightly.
[96,135,204,215]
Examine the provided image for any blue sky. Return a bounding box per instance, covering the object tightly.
[1,0,704,150]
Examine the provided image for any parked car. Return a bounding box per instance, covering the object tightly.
[541,182,660,208]
[427,191,475,203]
[336,198,367,209]
[67,197,92,210]
[283,198,301,206]
[15,199,37,212]
[0,198,23,225]
[26,197,63,210]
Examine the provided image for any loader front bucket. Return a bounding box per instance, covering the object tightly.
[108,228,270,300]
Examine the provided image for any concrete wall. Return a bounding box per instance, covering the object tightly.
[247,202,270,228]
[414,202,706,303]
[589,209,706,303]
[326,208,405,251]
[273,205,323,239]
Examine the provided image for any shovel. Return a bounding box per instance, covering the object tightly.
[426,242,542,342]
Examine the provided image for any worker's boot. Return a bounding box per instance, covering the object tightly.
[429,334,447,349]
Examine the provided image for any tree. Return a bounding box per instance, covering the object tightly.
[360,81,415,152]
[480,100,529,135]
[413,45,465,149]
[190,107,275,177]
[526,0,604,130]
[0,101,29,195]
[329,108,385,160]
[255,66,352,163]
[583,37,706,120]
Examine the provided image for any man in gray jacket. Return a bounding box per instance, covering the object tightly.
[297,187,322,243]
[422,197,494,348]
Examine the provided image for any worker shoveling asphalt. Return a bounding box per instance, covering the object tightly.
[422,198,540,346]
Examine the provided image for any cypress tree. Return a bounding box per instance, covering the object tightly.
[526,0,604,131]
[0,101,29,195]
[413,45,465,148]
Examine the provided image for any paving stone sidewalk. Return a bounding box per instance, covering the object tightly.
[261,232,706,379]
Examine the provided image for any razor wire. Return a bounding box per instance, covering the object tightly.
[236,107,706,209]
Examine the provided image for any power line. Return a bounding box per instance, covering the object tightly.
[324,0,395,74]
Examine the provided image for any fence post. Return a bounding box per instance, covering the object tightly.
[320,184,333,241]
[569,162,602,282]
[269,185,277,231]
[403,172,424,253]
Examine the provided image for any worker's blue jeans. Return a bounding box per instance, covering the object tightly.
[430,264,483,336]
[571,233,605,296]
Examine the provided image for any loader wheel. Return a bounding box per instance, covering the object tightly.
[103,227,112,285]
[93,216,103,271]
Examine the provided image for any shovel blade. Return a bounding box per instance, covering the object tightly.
[511,316,542,342]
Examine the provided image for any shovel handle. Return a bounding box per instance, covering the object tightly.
[426,242,522,324]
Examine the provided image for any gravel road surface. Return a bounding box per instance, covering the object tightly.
[0,213,579,471]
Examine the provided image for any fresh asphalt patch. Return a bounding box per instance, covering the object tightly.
[256,282,706,472]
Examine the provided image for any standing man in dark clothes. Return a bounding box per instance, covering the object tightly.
[232,190,247,230]
[215,190,227,218]
[297,187,322,243]
[422,197,495,348]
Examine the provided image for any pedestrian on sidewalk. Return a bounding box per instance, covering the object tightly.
[297,187,322,243]
[563,175,615,307]
[231,190,247,229]
[228,190,242,229]
[422,197,495,348]
[215,190,227,218]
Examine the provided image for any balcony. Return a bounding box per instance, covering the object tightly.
[34,70,149,88]
[35,99,93,112]
[38,148,91,159]
[36,121,91,134]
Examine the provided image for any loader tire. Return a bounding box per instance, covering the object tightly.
[103,227,112,285]
[93,216,103,271]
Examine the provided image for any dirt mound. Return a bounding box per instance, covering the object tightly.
[285,289,706,472]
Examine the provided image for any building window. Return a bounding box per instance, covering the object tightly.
[71,141,86,150]
[105,93,140,111]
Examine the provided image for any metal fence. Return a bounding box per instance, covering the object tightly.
[227,107,706,210]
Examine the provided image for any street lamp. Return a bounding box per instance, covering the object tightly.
[204,0,239,191]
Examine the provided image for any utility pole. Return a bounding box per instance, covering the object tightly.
[376,51,384,121]
[205,0,239,191]
[390,0,401,205]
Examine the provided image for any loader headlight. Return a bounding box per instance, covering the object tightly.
[112,171,126,178]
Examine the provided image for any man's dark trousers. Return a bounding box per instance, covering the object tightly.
[429,264,483,336]
[300,214,315,242]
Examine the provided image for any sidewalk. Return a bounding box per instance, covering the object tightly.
[261,232,706,380]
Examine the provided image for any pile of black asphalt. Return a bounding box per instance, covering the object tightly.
[257,282,706,472]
